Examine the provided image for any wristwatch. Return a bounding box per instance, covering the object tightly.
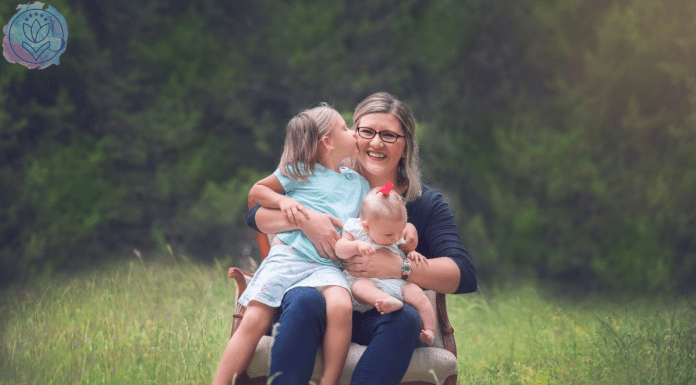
[401,258,412,280]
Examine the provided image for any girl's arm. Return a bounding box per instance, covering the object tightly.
[250,174,310,226]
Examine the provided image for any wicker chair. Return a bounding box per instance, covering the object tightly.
[226,197,458,384]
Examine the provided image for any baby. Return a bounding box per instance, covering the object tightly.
[335,185,436,345]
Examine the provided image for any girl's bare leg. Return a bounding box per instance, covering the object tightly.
[319,286,353,385]
[402,282,436,346]
[351,278,403,314]
[212,301,275,385]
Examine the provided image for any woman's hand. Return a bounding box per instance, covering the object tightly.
[343,248,402,279]
[300,211,343,260]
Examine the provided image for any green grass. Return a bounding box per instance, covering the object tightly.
[451,284,696,384]
[1,257,694,384]
[0,255,235,385]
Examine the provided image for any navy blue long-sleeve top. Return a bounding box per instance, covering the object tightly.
[246,183,477,295]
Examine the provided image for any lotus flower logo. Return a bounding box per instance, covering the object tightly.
[23,16,51,59]
[2,2,68,69]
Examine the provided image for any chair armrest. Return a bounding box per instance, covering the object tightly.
[228,267,254,338]
[435,292,456,357]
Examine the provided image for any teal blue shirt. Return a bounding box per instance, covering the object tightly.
[274,165,371,265]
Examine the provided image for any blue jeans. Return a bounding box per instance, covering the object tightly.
[269,287,421,385]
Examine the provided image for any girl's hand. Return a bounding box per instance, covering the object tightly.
[300,211,343,260]
[407,251,428,265]
[343,248,402,279]
[399,223,418,253]
[279,197,310,226]
[356,241,376,257]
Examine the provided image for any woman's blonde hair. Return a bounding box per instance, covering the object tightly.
[350,92,422,203]
[278,103,341,181]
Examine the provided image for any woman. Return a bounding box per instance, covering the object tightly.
[248,92,477,385]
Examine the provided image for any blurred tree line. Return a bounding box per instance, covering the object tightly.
[1,0,693,292]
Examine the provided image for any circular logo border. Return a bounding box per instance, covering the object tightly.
[2,2,69,69]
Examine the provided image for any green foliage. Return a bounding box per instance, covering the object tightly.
[502,0,696,291]
[423,0,696,292]
[18,140,126,272]
[1,0,694,292]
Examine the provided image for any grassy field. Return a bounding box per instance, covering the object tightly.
[451,284,695,384]
[1,255,694,384]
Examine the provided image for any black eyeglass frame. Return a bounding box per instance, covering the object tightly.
[356,127,405,143]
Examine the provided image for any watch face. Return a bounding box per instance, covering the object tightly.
[403,264,412,274]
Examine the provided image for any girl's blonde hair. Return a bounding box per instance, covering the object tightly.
[278,103,341,181]
[350,92,422,203]
[360,186,408,223]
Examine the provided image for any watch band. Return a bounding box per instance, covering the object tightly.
[401,258,412,280]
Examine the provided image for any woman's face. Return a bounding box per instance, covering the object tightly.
[355,113,406,182]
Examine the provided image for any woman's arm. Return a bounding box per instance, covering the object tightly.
[405,256,461,293]
[343,248,460,293]
[411,188,476,294]
[252,206,344,260]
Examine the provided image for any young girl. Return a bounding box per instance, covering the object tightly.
[213,104,370,385]
[335,185,436,346]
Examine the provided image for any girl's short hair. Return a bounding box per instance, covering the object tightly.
[278,103,340,181]
[360,187,407,223]
[351,92,422,203]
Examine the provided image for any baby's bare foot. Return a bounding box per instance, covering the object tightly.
[375,297,403,314]
[420,329,435,346]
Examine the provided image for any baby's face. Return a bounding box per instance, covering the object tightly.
[363,215,406,246]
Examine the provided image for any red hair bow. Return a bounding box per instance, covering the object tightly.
[378,181,393,195]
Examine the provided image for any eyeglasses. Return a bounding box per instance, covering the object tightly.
[356,127,405,143]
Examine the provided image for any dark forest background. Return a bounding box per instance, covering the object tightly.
[1,0,694,293]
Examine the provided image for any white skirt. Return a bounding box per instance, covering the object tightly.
[238,244,350,308]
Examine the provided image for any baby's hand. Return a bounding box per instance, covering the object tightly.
[279,197,310,226]
[420,329,435,346]
[407,251,427,265]
[357,241,376,257]
[399,223,418,252]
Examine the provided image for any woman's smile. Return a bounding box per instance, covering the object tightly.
[356,113,406,182]
[367,150,387,160]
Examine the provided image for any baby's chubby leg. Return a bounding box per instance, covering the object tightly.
[402,282,436,346]
[319,286,353,385]
[213,301,275,385]
[351,278,403,314]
